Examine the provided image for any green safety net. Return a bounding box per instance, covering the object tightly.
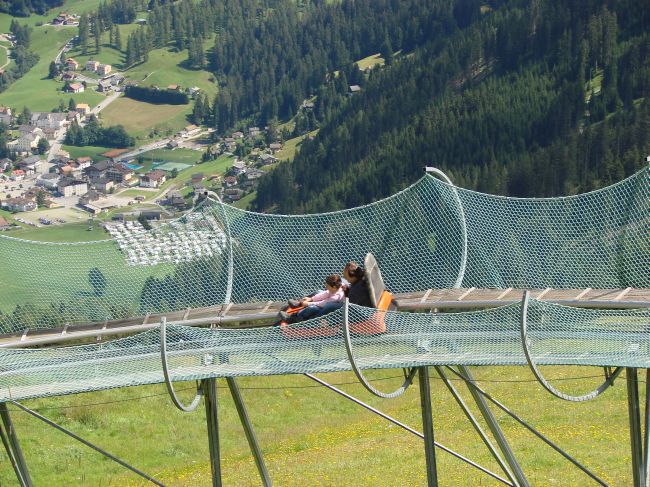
[0,166,647,334]
[0,300,648,402]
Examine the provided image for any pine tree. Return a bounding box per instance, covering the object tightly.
[192,94,204,124]
[93,15,102,53]
[114,25,122,51]
[79,13,89,55]
[48,61,58,79]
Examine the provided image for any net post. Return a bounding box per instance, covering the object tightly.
[626,368,645,486]
[423,166,467,288]
[226,377,271,486]
[0,402,31,487]
[418,366,439,486]
[202,378,223,487]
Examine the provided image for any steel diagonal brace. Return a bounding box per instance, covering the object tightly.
[343,299,417,398]
[520,291,623,402]
[160,317,204,412]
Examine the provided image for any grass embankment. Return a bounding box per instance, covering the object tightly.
[0,366,636,485]
[100,97,191,142]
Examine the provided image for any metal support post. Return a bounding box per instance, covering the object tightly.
[203,378,223,487]
[626,368,645,487]
[226,377,272,486]
[0,402,32,486]
[435,367,517,485]
[0,412,29,487]
[418,367,438,486]
[645,369,650,485]
[458,366,529,487]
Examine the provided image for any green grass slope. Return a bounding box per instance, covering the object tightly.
[0,367,637,485]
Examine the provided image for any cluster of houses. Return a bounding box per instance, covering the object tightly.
[1,106,90,155]
[61,58,122,93]
[51,12,79,26]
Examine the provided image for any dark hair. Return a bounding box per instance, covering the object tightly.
[325,274,342,288]
[344,262,365,280]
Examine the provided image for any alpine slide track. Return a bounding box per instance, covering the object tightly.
[0,166,648,486]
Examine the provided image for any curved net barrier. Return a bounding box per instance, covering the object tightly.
[0,166,647,334]
[0,300,648,402]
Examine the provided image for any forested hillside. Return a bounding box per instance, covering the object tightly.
[0,0,62,16]
[252,0,650,212]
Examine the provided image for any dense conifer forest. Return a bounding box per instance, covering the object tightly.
[253,0,650,212]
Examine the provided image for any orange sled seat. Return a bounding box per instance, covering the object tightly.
[280,290,394,339]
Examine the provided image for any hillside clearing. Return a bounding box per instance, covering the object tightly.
[99,97,191,141]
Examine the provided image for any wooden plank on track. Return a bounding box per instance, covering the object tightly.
[457,288,476,301]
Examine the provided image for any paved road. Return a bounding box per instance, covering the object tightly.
[120,139,171,159]
[90,91,121,116]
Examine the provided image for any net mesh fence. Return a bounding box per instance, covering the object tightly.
[0,166,647,334]
[0,167,647,401]
[0,300,648,402]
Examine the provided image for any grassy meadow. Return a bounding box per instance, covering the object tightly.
[99,97,191,142]
[0,366,639,486]
[125,38,218,97]
[6,221,107,242]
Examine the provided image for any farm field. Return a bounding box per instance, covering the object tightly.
[99,96,191,142]
[0,366,638,485]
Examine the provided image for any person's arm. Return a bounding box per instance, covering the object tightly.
[308,290,330,304]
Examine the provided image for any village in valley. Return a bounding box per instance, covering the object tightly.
[0,7,301,237]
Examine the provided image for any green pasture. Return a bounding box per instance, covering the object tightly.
[63,25,140,71]
[138,147,202,166]
[0,223,173,316]
[0,366,639,485]
[233,190,256,209]
[0,44,7,68]
[0,1,103,41]
[99,96,191,141]
[7,222,107,242]
[0,25,103,111]
[125,39,218,97]
[276,129,319,161]
[356,53,385,71]
[61,145,115,161]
